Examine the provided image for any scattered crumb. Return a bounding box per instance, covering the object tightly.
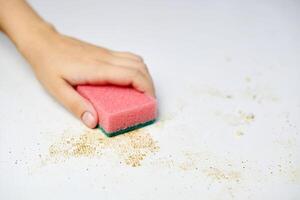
[178,162,196,171]
[43,128,159,167]
[204,167,241,182]
[241,86,279,103]
[245,77,251,82]
[191,86,233,100]
[189,84,278,104]
[150,156,176,168]
[178,152,202,171]
[102,130,160,167]
[289,168,300,184]
[238,110,255,123]
[235,130,244,137]
[48,130,101,159]
[218,110,255,126]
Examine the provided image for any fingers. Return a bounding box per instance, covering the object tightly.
[102,55,151,79]
[50,79,98,128]
[105,51,155,96]
[82,63,155,97]
[111,51,144,62]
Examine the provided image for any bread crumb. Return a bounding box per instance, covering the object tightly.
[44,128,159,167]
[204,167,241,182]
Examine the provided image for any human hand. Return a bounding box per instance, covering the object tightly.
[20,27,155,128]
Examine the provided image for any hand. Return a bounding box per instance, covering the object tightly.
[21,27,155,128]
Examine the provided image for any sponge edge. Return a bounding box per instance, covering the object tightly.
[97,120,156,137]
[76,85,157,137]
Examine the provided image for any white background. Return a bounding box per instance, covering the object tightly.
[0,0,300,199]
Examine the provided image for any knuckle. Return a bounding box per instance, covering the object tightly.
[92,49,111,60]
[133,55,144,62]
[138,63,148,70]
[126,52,144,61]
[131,68,143,78]
[86,57,101,67]
[97,48,110,55]
[134,63,149,74]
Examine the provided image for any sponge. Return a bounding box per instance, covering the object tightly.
[76,85,157,137]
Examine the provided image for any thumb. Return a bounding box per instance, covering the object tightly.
[51,79,98,128]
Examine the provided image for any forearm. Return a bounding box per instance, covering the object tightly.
[0,0,55,50]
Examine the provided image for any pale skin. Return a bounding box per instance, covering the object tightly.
[0,0,155,128]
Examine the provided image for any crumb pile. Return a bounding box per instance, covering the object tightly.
[102,130,159,167]
[46,129,159,167]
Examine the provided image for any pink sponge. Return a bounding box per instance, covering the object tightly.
[77,85,157,137]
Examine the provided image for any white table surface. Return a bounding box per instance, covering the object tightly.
[0,0,299,199]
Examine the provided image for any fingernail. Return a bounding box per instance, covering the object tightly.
[81,111,96,128]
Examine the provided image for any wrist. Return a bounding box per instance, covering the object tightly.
[17,22,60,72]
[14,21,57,51]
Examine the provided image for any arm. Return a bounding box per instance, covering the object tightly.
[0,0,155,128]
